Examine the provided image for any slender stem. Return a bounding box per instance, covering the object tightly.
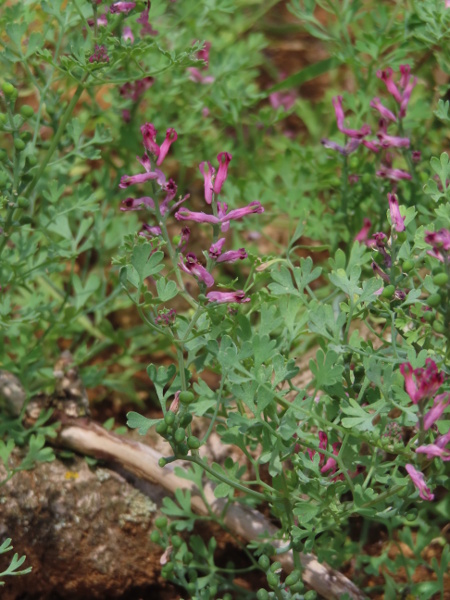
[24,75,89,198]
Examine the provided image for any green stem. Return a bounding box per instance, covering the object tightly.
[24,75,89,198]
[185,456,270,503]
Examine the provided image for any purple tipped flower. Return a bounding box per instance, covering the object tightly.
[217,248,247,263]
[141,123,160,158]
[376,165,412,181]
[405,464,434,501]
[175,201,264,233]
[399,359,444,405]
[177,227,190,253]
[209,238,226,259]
[122,26,134,43]
[187,68,215,84]
[140,223,161,237]
[89,44,110,63]
[136,4,158,36]
[199,161,215,204]
[370,97,397,122]
[321,138,361,155]
[424,229,450,262]
[120,196,155,211]
[206,290,250,303]
[156,128,178,166]
[110,1,136,13]
[376,65,417,118]
[423,393,450,430]
[179,253,214,287]
[332,96,371,139]
[354,218,372,243]
[213,152,232,195]
[119,171,162,188]
[376,68,402,103]
[388,193,405,232]
[416,431,450,462]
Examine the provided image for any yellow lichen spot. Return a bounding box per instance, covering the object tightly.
[65,471,79,480]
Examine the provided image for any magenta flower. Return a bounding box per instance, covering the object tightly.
[209,238,226,259]
[424,229,450,262]
[213,152,232,195]
[119,171,162,188]
[141,123,160,158]
[270,90,296,111]
[423,393,450,430]
[416,431,450,462]
[399,359,444,405]
[412,150,421,162]
[136,5,158,36]
[377,130,410,149]
[140,223,161,237]
[332,96,371,139]
[217,248,247,263]
[89,44,109,63]
[388,193,405,232]
[321,138,361,155]
[179,253,214,287]
[120,77,154,101]
[196,41,211,67]
[354,218,372,243]
[376,68,402,103]
[376,165,412,181]
[187,68,215,84]
[376,65,417,118]
[156,128,178,166]
[405,464,434,501]
[370,97,397,122]
[206,290,250,303]
[362,139,381,153]
[120,196,154,211]
[110,2,136,13]
[122,26,134,43]
[175,201,264,233]
[199,162,215,204]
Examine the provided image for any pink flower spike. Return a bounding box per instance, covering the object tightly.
[120,196,155,211]
[388,193,405,232]
[217,248,248,263]
[141,123,160,158]
[376,166,412,181]
[110,2,136,13]
[156,128,178,166]
[370,97,397,122]
[423,392,450,430]
[122,26,134,43]
[209,238,226,259]
[136,5,159,36]
[376,68,402,103]
[355,218,372,242]
[213,152,232,195]
[199,161,216,204]
[179,253,214,287]
[206,290,250,304]
[405,464,434,501]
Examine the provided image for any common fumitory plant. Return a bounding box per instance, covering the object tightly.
[1,0,450,598]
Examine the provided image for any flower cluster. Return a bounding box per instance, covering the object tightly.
[399,359,450,499]
[119,123,264,304]
[89,44,110,63]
